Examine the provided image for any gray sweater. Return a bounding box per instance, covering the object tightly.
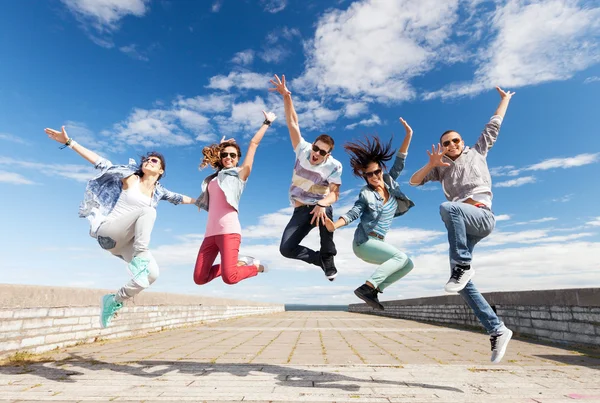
[419,115,503,205]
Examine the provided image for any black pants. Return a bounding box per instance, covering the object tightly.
[279,205,337,266]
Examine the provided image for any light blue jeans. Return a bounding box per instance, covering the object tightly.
[439,202,505,335]
[353,238,414,292]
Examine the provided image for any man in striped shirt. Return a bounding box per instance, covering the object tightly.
[270,74,342,281]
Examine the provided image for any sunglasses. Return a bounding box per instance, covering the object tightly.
[220,152,238,159]
[442,138,461,147]
[363,168,382,178]
[144,157,161,165]
[311,144,330,157]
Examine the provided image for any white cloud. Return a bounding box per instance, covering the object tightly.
[63,121,112,151]
[345,114,381,130]
[426,0,600,99]
[489,165,519,177]
[296,99,341,131]
[0,170,36,185]
[495,214,511,221]
[0,157,95,182]
[259,27,301,64]
[343,102,369,118]
[584,76,600,84]
[211,0,222,12]
[206,71,272,91]
[175,94,233,114]
[551,194,573,203]
[587,217,600,227]
[61,0,149,46]
[260,0,287,13]
[525,153,600,171]
[0,133,28,145]
[232,50,255,65]
[119,44,149,61]
[495,176,536,188]
[296,0,460,101]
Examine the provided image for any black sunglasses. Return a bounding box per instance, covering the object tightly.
[311,144,330,157]
[220,152,238,159]
[363,168,382,178]
[442,138,461,147]
[144,157,161,165]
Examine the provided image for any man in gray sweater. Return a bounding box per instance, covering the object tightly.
[410,87,515,363]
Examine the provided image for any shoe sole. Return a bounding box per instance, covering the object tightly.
[99,295,109,329]
[491,330,513,364]
[444,270,475,293]
[326,271,338,280]
[354,289,384,310]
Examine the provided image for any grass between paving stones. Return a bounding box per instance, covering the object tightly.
[353,331,404,366]
[247,330,283,363]
[337,330,366,364]
[209,331,262,364]
[318,330,328,364]
[286,331,303,363]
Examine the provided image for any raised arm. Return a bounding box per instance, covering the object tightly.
[269,74,301,150]
[44,126,102,165]
[238,111,277,181]
[474,87,515,156]
[409,144,449,186]
[389,117,414,180]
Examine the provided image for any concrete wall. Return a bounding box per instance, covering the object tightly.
[349,288,600,347]
[0,284,284,358]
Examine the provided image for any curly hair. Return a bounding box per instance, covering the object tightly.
[199,140,243,170]
[343,135,395,178]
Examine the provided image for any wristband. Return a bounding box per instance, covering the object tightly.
[59,138,73,150]
[263,119,272,126]
[317,203,327,208]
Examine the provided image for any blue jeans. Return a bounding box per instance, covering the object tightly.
[439,202,505,335]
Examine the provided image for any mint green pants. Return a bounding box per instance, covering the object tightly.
[352,237,414,291]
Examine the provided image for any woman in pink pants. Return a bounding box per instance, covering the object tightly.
[193,111,276,285]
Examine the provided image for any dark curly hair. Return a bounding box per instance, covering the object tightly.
[135,151,166,181]
[344,135,395,179]
[199,140,243,171]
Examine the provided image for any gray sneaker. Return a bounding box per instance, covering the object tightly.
[444,264,474,293]
[490,328,513,363]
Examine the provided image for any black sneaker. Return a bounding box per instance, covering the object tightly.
[320,255,338,281]
[354,284,384,310]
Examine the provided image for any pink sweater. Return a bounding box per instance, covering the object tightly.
[205,178,242,236]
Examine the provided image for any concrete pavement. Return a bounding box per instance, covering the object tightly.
[1,311,599,402]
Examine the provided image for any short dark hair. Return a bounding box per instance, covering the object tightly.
[440,130,459,143]
[343,135,395,179]
[137,151,166,181]
[314,134,335,152]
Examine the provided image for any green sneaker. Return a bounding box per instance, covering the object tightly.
[100,294,122,328]
[127,256,150,287]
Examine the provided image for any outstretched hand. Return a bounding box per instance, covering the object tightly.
[269,74,291,96]
[45,126,69,144]
[263,110,277,123]
[399,117,413,136]
[324,216,336,233]
[496,86,515,100]
[220,135,236,144]
[427,144,451,167]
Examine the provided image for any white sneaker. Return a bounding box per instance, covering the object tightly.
[444,264,474,293]
[237,255,256,266]
[490,328,513,364]
[255,259,268,273]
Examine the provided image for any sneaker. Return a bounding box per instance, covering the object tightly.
[255,259,268,273]
[444,264,474,293]
[320,255,338,281]
[354,284,384,310]
[490,328,513,363]
[100,294,123,328]
[127,256,151,288]
[237,255,256,266]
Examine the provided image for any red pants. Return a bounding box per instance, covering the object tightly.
[193,233,258,285]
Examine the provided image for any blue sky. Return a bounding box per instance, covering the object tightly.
[1,0,599,305]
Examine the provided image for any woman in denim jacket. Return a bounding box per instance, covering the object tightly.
[325,118,415,310]
[193,111,276,286]
[44,126,197,328]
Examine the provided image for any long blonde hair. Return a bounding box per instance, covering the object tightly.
[199,140,242,170]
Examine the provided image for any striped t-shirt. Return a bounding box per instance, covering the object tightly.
[372,196,398,238]
[289,138,342,205]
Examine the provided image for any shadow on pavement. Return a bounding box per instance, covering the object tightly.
[0,353,464,393]
[534,354,600,369]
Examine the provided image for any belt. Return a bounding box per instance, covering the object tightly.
[368,232,385,240]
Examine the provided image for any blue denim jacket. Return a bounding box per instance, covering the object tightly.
[340,151,415,246]
[195,167,246,212]
[80,157,184,237]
